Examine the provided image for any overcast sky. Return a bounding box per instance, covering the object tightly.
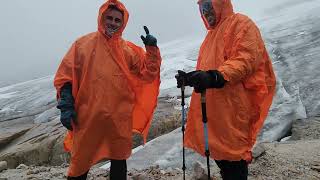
[0,0,288,87]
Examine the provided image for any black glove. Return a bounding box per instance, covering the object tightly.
[140,26,157,47]
[188,70,226,93]
[175,70,226,93]
[175,70,200,88]
[57,82,76,131]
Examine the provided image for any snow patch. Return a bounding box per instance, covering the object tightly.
[0,92,17,99]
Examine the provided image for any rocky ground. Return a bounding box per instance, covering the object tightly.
[0,97,183,180]
[1,116,319,180]
[133,98,181,148]
[0,96,182,169]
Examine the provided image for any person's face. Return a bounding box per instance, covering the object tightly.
[103,8,123,37]
[199,1,216,27]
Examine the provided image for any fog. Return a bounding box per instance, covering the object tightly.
[0,0,289,87]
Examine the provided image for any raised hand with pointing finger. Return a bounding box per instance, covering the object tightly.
[140,26,157,47]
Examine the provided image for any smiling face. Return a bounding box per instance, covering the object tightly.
[103,7,124,37]
[199,0,216,27]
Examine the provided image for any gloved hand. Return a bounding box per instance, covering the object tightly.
[57,82,76,131]
[175,70,200,88]
[175,70,226,93]
[59,109,76,131]
[140,26,157,47]
[188,70,226,93]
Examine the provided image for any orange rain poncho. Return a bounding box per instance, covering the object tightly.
[185,0,276,162]
[54,0,161,177]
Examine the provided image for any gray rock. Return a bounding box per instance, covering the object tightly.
[252,143,266,159]
[94,177,107,180]
[16,164,28,169]
[131,173,148,180]
[0,118,68,168]
[26,175,36,180]
[311,165,320,172]
[26,169,40,175]
[52,171,63,176]
[0,126,33,148]
[192,161,208,180]
[291,116,320,140]
[39,167,49,172]
[160,169,166,175]
[0,161,7,172]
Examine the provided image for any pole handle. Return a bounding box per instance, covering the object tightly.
[201,91,207,123]
[201,91,206,103]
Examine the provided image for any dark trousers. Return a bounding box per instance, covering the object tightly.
[215,160,248,180]
[67,171,88,180]
[67,159,127,180]
[110,159,127,180]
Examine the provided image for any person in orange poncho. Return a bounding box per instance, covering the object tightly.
[54,0,161,179]
[176,0,276,179]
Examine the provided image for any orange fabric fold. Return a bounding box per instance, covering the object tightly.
[186,0,276,162]
[54,0,161,176]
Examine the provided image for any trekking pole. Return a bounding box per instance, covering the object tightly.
[180,82,186,180]
[201,91,211,180]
